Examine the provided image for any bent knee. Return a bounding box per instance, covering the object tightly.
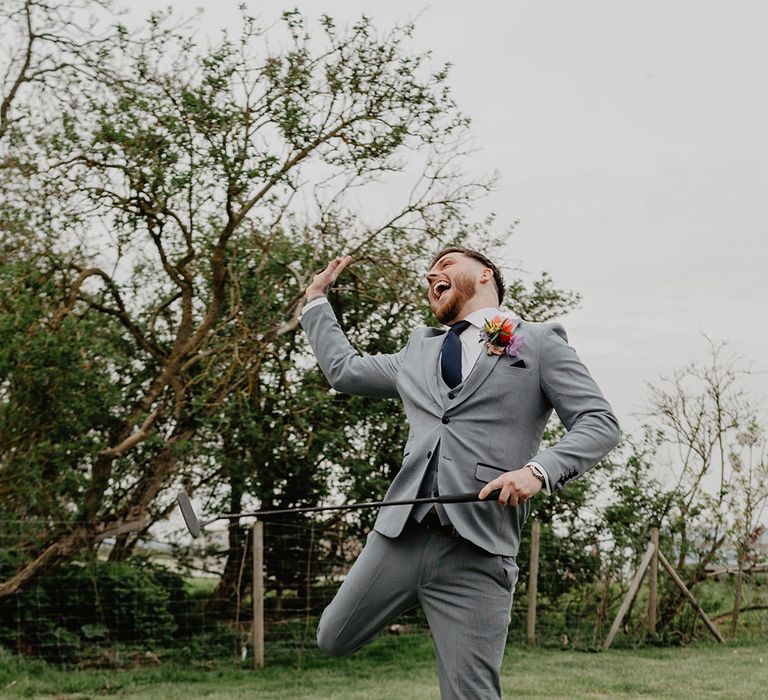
[316,613,364,657]
[316,625,355,657]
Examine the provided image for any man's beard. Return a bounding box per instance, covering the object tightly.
[431,272,477,324]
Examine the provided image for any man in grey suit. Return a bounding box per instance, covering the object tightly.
[300,247,620,699]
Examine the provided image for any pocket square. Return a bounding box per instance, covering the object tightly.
[510,359,526,368]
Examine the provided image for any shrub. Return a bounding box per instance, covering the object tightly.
[0,556,181,662]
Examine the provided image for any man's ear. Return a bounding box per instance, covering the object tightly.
[479,268,493,284]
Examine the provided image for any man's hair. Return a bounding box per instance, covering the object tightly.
[429,246,505,305]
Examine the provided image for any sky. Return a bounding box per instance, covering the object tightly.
[124,0,768,444]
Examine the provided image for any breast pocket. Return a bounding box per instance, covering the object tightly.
[497,365,533,380]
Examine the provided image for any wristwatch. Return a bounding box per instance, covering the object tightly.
[526,463,546,485]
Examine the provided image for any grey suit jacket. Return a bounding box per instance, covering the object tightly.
[301,302,620,556]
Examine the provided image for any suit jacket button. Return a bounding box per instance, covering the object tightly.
[448,392,455,399]
[427,451,432,458]
[441,416,450,424]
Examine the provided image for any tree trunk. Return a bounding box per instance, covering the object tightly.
[0,518,139,598]
[0,429,192,600]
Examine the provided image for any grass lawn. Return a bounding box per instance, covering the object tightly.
[1,636,766,699]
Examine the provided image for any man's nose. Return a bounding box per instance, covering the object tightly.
[424,270,438,283]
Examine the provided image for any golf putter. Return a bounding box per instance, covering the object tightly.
[177,487,501,538]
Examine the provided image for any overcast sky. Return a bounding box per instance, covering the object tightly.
[126,1,768,440]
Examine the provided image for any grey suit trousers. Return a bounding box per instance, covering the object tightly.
[317,521,519,699]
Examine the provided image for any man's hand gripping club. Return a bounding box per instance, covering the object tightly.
[478,465,543,507]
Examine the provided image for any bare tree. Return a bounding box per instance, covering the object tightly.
[726,419,768,637]
[642,336,765,632]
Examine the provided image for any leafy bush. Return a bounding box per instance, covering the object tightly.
[0,556,181,663]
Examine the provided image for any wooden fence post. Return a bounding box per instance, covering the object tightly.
[526,520,540,646]
[252,520,264,670]
[656,549,725,644]
[647,528,659,632]
[603,540,655,650]
[603,534,726,649]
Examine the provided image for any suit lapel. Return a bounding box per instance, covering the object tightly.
[421,330,447,409]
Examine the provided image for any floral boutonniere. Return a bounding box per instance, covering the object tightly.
[480,315,523,357]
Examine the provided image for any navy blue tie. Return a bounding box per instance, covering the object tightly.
[440,320,472,389]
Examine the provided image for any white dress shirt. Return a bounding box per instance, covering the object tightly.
[300,297,551,494]
[452,306,505,382]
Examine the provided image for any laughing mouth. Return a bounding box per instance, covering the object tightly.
[432,280,451,301]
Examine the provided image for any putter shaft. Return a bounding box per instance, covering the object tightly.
[177,488,501,538]
[209,490,501,524]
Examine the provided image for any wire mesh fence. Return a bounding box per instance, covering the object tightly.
[1,516,766,669]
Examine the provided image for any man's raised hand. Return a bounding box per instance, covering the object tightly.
[305,255,353,302]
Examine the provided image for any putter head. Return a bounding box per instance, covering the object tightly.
[177,488,201,538]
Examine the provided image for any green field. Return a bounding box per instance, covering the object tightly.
[2,636,767,699]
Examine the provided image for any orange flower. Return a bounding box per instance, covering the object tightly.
[498,319,514,343]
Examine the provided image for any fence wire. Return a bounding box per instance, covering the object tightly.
[1,517,766,668]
